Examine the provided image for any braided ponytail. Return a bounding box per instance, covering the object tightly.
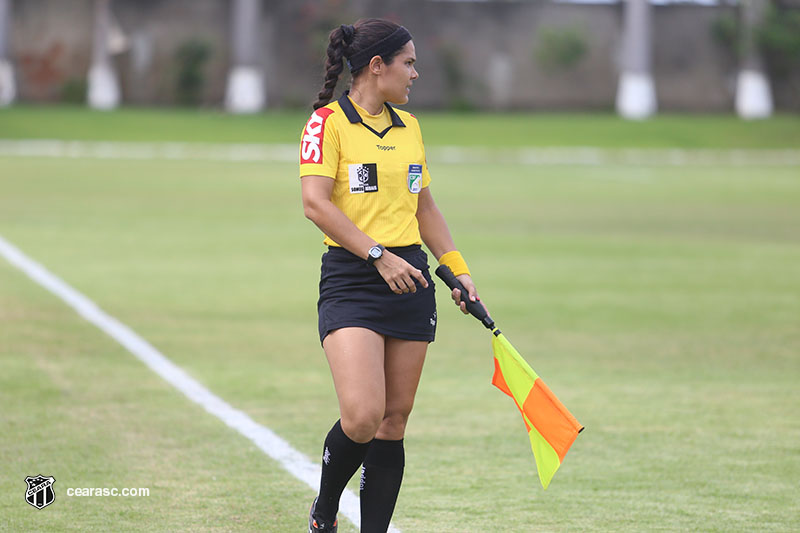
[313,25,352,110]
[312,20,405,110]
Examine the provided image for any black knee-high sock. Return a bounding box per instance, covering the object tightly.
[360,438,405,533]
[315,420,372,523]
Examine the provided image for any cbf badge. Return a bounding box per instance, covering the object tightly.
[349,163,378,194]
[407,164,422,194]
[25,475,56,509]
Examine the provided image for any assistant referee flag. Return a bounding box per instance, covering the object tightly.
[435,265,583,489]
[491,332,583,489]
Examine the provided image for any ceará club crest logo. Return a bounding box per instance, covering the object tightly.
[25,475,56,509]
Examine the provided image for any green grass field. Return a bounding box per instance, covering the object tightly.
[1,108,799,532]
[2,105,800,147]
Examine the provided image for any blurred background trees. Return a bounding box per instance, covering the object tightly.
[2,0,798,117]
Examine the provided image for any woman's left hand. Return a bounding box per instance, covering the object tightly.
[450,274,489,316]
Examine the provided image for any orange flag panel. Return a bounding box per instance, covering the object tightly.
[522,378,583,462]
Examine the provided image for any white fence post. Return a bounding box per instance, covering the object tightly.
[225,0,265,113]
[0,0,15,107]
[735,0,773,119]
[616,0,657,120]
[88,0,121,110]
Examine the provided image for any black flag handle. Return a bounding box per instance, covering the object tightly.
[435,265,496,331]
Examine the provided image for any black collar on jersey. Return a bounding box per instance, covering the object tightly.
[338,91,405,139]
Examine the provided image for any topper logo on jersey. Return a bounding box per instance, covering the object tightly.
[301,108,334,165]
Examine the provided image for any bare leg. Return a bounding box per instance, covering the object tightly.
[313,327,387,525]
[361,338,428,533]
[376,338,428,440]
[323,327,387,442]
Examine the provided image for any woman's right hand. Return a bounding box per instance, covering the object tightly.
[375,251,429,294]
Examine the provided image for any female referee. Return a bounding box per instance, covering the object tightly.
[300,18,482,533]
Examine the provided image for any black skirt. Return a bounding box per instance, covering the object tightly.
[317,245,437,343]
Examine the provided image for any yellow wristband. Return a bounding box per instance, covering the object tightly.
[438,250,471,277]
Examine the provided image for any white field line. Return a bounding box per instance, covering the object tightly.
[0,234,396,533]
[1,139,799,166]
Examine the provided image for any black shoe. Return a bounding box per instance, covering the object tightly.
[308,498,338,533]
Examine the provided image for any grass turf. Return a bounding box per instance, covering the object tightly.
[1,108,799,532]
[1,105,800,147]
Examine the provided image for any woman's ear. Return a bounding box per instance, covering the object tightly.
[368,55,384,75]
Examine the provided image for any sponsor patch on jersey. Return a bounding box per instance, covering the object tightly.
[407,164,423,194]
[349,163,378,194]
[300,108,334,165]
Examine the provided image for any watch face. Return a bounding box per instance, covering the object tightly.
[369,247,382,259]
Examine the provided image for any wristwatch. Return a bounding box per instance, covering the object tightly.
[366,244,385,266]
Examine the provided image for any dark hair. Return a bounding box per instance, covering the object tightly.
[313,18,406,110]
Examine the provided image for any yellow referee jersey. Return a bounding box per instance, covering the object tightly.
[299,91,432,247]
